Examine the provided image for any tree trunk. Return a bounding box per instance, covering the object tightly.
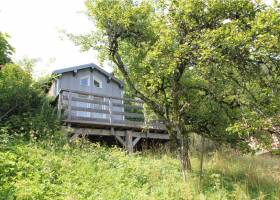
[176,124,191,182]
[199,136,205,189]
[179,134,187,182]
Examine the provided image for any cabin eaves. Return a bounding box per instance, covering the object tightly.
[52,63,124,88]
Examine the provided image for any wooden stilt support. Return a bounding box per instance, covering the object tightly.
[133,137,141,147]
[70,133,80,142]
[126,130,133,153]
[112,127,125,146]
[115,135,125,146]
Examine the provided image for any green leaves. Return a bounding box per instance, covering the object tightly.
[71,0,280,150]
[0,32,14,65]
[0,64,59,140]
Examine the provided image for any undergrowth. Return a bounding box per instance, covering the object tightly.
[0,135,279,200]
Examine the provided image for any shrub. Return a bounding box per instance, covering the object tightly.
[0,64,59,140]
[1,138,280,200]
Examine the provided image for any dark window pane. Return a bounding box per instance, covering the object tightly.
[94,79,100,88]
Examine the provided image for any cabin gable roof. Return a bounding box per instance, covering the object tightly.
[52,63,124,88]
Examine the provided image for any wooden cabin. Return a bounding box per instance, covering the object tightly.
[49,63,168,152]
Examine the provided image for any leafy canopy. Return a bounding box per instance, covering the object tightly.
[0,32,14,65]
[0,64,59,139]
[70,0,280,149]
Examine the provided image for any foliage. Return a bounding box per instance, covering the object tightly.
[0,64,59,139]
[68,0,280,174]
[36,74,58,94]
[0,138,279,200]
[0,64,34,116]
[0,32,14,65]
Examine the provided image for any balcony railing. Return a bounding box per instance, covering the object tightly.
[58,89,165,130]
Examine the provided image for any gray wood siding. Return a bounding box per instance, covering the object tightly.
[58,68,122,98]
[55,68,124,121]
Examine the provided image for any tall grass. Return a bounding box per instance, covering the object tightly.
[0,136,279,200]
[195,151,280,199]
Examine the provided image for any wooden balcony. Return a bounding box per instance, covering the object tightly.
[58,89,166,131]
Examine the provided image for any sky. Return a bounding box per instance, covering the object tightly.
[0,0,104,77]
[0,0,274,77]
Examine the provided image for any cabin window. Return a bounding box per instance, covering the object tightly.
[80,76,90,86]
[93,77,102,88]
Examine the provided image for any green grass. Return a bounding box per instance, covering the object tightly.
[0,137,279,200]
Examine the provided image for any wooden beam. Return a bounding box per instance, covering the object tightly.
[74,128,112,136]
[111,127,124,146]
[113,111,144,119]
[147,132,169,140]
[60,90,167,131]
[125,130,133,153]
[57,92,62,119]
[71,106,110,114]
[115,135,125,146]
[64,118,166,131]
[109,98,113,124]
[72,127,168,140]
[112,102,143,110]
[72,70,78,76]
[67,92,72,121]
[124,104,143,110]
[61,89,144,103]
[110,127,114,135]
[63,96,110,106]
[71,116,110,123]
[70,133,80,142]
[133,137,141,147]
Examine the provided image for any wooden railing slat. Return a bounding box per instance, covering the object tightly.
[61,89,143,103]
[112,102,143,110]
[60,89,166,130]
[63,95,110,106]
[112,111,144,119]
[71,106,110,114]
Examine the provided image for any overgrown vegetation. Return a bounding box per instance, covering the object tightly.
[0,1,279,199]
[69,0,280,179]
[0,63,59,140]
[0,137,279,200]
[0,32,14,65]
[0,37,59,140]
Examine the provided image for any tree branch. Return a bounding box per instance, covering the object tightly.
[109,41,166,119]
[0,103,18,122]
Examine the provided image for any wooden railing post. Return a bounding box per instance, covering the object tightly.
[108,97,112,124]
[57,90,62,119]
[125,130,133,153]
[68,91,72,121]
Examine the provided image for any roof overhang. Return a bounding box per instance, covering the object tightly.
[52,63,124,88]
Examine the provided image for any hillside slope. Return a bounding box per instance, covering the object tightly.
[0,138,279,200]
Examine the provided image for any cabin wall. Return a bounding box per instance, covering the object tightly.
[58,68,122,98]
[47,82,56,97]
[57,68,124,121]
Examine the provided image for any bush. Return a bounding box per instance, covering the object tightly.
[0,64,59,140]
[1,102,59,140]
[1,139,279,200]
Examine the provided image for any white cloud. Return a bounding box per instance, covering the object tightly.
[0,0,109,77]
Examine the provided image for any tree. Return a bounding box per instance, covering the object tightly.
[0,64,59,139]
[0,32,14,65]
[69,0,280,181]
[0,64,33,121]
